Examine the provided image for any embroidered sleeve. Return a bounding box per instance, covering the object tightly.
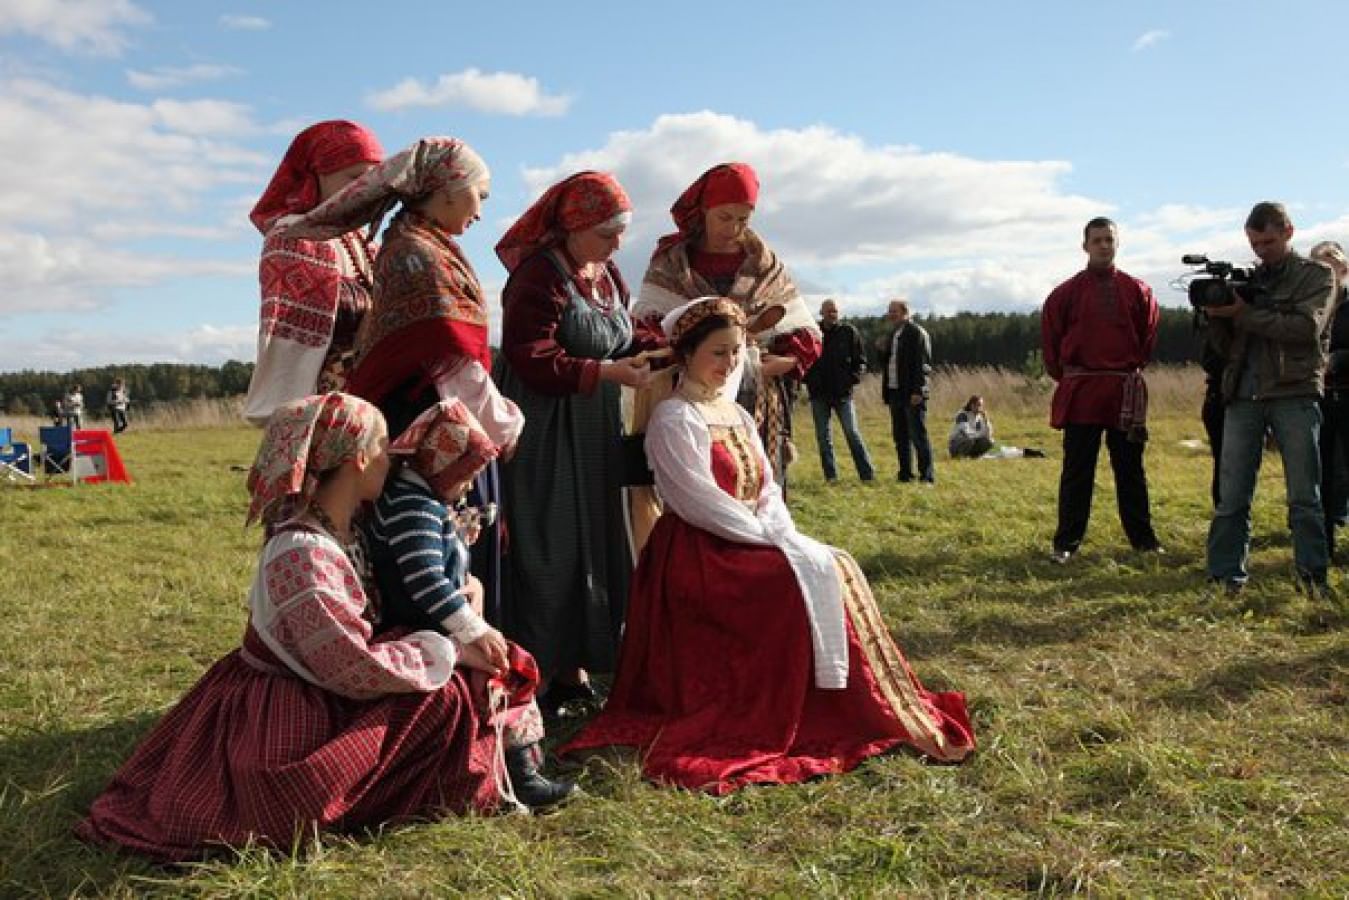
[770,328,823,379]
[257,536,456,699]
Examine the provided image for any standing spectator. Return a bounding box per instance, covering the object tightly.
[948,395,994,459]
[1206,203,1333,595]
[63,385,84,430]
[877,298,934,483]
[1311,240,1349,562]
[804,299,874,482]
[106,378,130,434]
[1041,217,1162,563]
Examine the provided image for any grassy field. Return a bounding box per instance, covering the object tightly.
[1,368,1346,898]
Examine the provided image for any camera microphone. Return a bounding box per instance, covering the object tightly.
[1181,254,1209,265]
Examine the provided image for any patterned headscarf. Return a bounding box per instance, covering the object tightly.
[494,171,632,273]
[276,137,490,243]
[246,392,384,526]
[655,162,759,254]
[389,398,498,504]
[249,120,384,234]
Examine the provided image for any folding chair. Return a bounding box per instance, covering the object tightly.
[0,427,35,484]
[39,425,78,485]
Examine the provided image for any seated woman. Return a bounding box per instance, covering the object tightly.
[948,395,994,458]
[77,394,543,862]
[363,399,573,809]
[564,298,975,794]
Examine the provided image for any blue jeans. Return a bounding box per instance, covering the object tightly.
[810,396,875,481]
[1207,397,1327,582]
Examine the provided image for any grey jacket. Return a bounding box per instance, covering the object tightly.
[1208,252,1334,402]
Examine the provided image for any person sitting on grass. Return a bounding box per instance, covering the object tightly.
[362,398,574,810]
[77,393,554,863]
[948,395,994,459]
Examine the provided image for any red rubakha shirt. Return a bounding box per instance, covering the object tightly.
[1040,266,1158,429]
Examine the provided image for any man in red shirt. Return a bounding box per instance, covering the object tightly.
[1041,217,1162,563]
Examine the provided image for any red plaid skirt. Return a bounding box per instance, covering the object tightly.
[76,648,502,861]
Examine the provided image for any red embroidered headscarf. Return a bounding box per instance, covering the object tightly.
[494,171,632,273]
[389,399,498,504]
[246,392,384,526]
[655,162,759,253]
[250,120,384,234]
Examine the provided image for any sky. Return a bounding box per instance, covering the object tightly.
[2,0,1349,373]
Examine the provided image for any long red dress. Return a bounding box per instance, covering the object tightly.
[563,396,974,793]
[76,527,509,861]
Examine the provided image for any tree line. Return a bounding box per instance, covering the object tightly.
[0,308,1205,415]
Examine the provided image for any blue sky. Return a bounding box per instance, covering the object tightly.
[2,0,1347,372]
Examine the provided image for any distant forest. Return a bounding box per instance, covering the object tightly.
[0,308,1205,415]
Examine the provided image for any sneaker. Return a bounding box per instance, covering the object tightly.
[1050,549,1073,565]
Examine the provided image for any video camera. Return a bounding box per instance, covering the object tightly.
[1181,254,1259,309]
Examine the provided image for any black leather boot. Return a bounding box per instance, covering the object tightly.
[505,743,576,811]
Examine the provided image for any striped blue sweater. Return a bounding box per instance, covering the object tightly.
[363,470,486,642]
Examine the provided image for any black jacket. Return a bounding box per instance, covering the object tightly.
[878,321,932,402]
[805,321,866,402]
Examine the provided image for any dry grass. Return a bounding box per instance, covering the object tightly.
[3,397,246,440]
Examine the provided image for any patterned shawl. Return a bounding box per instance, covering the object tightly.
[249,120,384,235]
[636,229,816,342]
[388,398,498,504]
[246,392,384,526]
[345,211,493,405]
[494,171,631,273]
[275,137,489,243]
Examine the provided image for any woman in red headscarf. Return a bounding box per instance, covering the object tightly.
[492,171,665,713]
[243,121,384,425]
[635,163,821,488]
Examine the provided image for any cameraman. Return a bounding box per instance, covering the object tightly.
[1204,202,1335,596]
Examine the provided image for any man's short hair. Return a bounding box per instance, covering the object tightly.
[1083,217,1117,241]
[889,298,910,316]
[1245,201,1292,232]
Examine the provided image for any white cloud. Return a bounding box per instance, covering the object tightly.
[1132,29,1171,51]
[0,78,269,232]
[126,63,243,91]
[368,68,572,116]
[0,227,252,316]
[0,324,257,370]
[219,13,270,30]
[151,98,259,136]
[0,0,150,55]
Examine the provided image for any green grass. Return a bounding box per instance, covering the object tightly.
[1,407,1346,898]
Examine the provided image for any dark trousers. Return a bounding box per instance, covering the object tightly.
[888,394,934,482]
[110,408,129,433]
[1202,389,1225,509]
[1320,390,1349,560]
[1054,423,1158,553]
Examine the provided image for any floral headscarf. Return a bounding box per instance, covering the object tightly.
[276,137,490,243]
[494,171,631,273]
[388,398,498,504]
[246,392,384,526]
[249,120,384,234]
